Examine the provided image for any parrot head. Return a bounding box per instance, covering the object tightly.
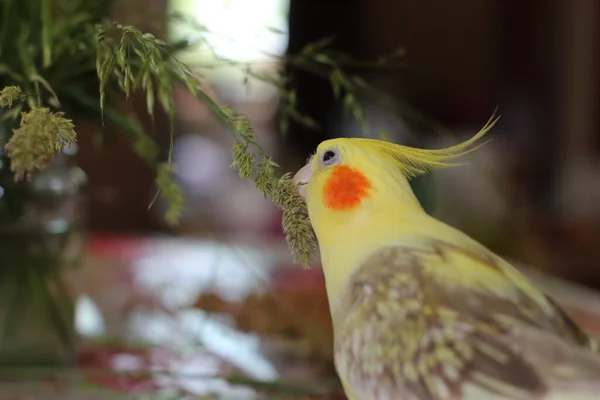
[292,115,498,239]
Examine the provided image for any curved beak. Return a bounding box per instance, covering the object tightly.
[292,163,313,200]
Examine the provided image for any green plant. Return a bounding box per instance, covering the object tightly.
[0,0,408,268]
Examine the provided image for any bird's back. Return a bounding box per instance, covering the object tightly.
[332,233,600,400]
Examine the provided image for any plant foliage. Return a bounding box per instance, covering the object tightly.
[0,0,406,266]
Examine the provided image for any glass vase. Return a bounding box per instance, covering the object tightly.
[0,150,87,366]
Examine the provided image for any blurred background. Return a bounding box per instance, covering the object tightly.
[3,0,600,398]
[81,0,600,286]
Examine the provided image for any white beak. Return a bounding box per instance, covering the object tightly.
[292,163,313,200]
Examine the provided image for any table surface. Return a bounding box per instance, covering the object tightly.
[1,234,600,399]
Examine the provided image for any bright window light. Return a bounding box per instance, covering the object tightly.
[168,0,289,65]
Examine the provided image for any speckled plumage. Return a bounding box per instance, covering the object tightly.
[334,242,600,400]
[292,123,600,400]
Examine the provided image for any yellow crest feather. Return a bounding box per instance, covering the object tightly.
[358,111,499,178]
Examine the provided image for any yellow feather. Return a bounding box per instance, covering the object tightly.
[294,111,600,400]
[348,111,500,178]
[304,114,502,317]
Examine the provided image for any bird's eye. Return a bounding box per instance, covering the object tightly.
[320,149,339,166]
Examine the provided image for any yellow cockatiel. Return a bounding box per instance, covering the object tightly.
[292,117,600,400]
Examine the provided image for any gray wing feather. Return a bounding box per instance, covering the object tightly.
[334,242,600,400]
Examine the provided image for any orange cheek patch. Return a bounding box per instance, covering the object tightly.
[323,165,372,210]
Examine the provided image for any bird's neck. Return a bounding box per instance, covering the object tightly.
[310,184,428,323]
[311,175,425,244]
